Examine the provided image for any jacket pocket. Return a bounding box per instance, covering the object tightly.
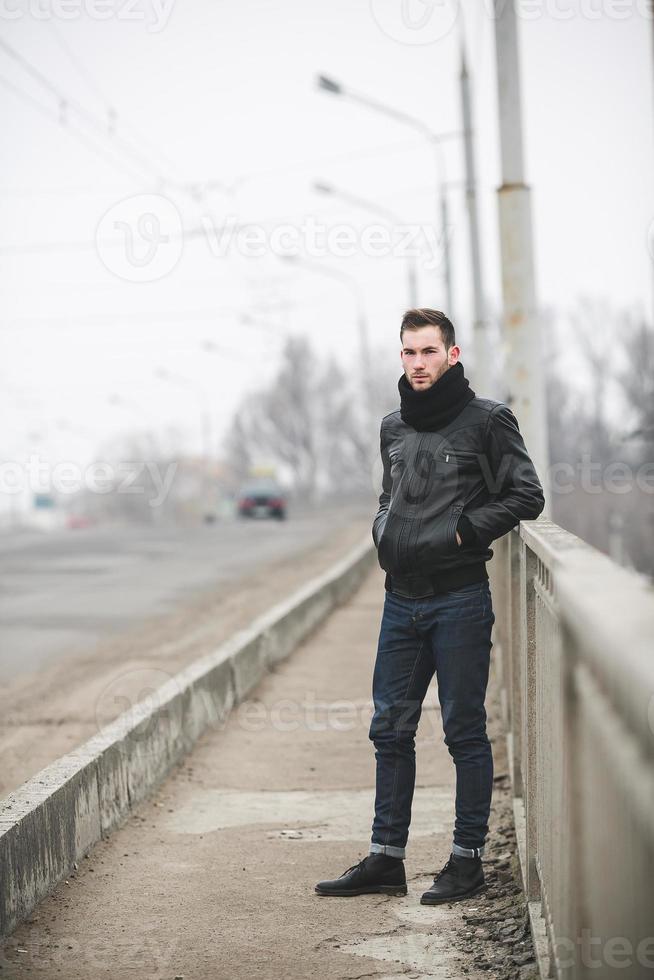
[444,502,464,553]
[410,503,464,573]
[376,502,464,575]
[440,447,479,469]
[373,512,388,550]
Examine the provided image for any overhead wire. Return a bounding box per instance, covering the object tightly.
[0,36,191,193]
[0,72,153,184]
[45,17,184,180]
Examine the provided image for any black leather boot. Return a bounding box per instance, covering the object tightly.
[420,853,485,905]
[315,853,407,897]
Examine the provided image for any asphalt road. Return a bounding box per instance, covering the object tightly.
[0,501,370,683]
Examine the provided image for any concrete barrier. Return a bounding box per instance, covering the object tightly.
[490,521,654,980]
[0,536,375,940]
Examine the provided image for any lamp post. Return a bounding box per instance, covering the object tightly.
[316,74,460,319]
[460,46,488,393]
[313,179,418,306]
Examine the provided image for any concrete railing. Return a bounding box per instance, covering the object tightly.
[0,538,376,941]
[490,519,654,980]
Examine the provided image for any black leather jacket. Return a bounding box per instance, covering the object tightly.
[372,397,545,577]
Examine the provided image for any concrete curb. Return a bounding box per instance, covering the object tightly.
[0,536,376,941]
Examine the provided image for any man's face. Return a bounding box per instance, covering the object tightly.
[400,326,460,391]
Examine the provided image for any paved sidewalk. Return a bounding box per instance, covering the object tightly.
[0,566,535,980]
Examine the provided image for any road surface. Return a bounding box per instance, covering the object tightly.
[0,503,371,797]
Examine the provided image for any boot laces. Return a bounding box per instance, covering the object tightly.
[339,858,367,879]
[433,856,456,882]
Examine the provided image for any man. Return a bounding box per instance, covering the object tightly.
[315,308,545,904]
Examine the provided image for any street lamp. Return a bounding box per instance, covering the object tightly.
[316,70,486,375]
[316,73,461,315]
[317,75,460,146]
[313,179,418,307]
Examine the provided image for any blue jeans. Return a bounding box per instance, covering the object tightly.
[368,581,495,859]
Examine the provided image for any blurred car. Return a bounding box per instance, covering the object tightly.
[66,514,93,530]
[237,479,287,520]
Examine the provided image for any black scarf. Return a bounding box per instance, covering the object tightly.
[398,361,476,431]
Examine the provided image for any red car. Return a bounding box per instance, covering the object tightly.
[66,515,93,529]
[237,479,287,520]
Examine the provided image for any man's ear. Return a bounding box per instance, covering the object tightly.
[448,345,461,365]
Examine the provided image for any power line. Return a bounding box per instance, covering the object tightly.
[0,308,289,326]
[45,18,183,180]
[0,299,322,329]
[0,72,152,184]
[0,37,185,191]
[0,183,154,198]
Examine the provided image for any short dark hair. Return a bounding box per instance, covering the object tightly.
[400,308,455,350]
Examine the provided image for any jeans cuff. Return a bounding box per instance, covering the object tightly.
[452,842,485,858]
[369,842,405,859]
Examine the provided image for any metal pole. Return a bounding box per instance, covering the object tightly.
[440,189,454,318]
[494,0,550,513]
[651,0,654,323]
[316,79,461,321]
[431,140,456,322]
[460,45,488,395]
[408,254,418,307]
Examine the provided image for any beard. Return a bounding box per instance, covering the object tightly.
[407,360,451,390]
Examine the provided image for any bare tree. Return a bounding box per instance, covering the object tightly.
[222,336,401,501]
[223,336,320,499]
[546,300,654,576]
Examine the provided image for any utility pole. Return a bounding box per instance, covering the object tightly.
[650,0,654,324]
[460,45,488,395]
[440,190,454,317]
[493,0,550,512]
